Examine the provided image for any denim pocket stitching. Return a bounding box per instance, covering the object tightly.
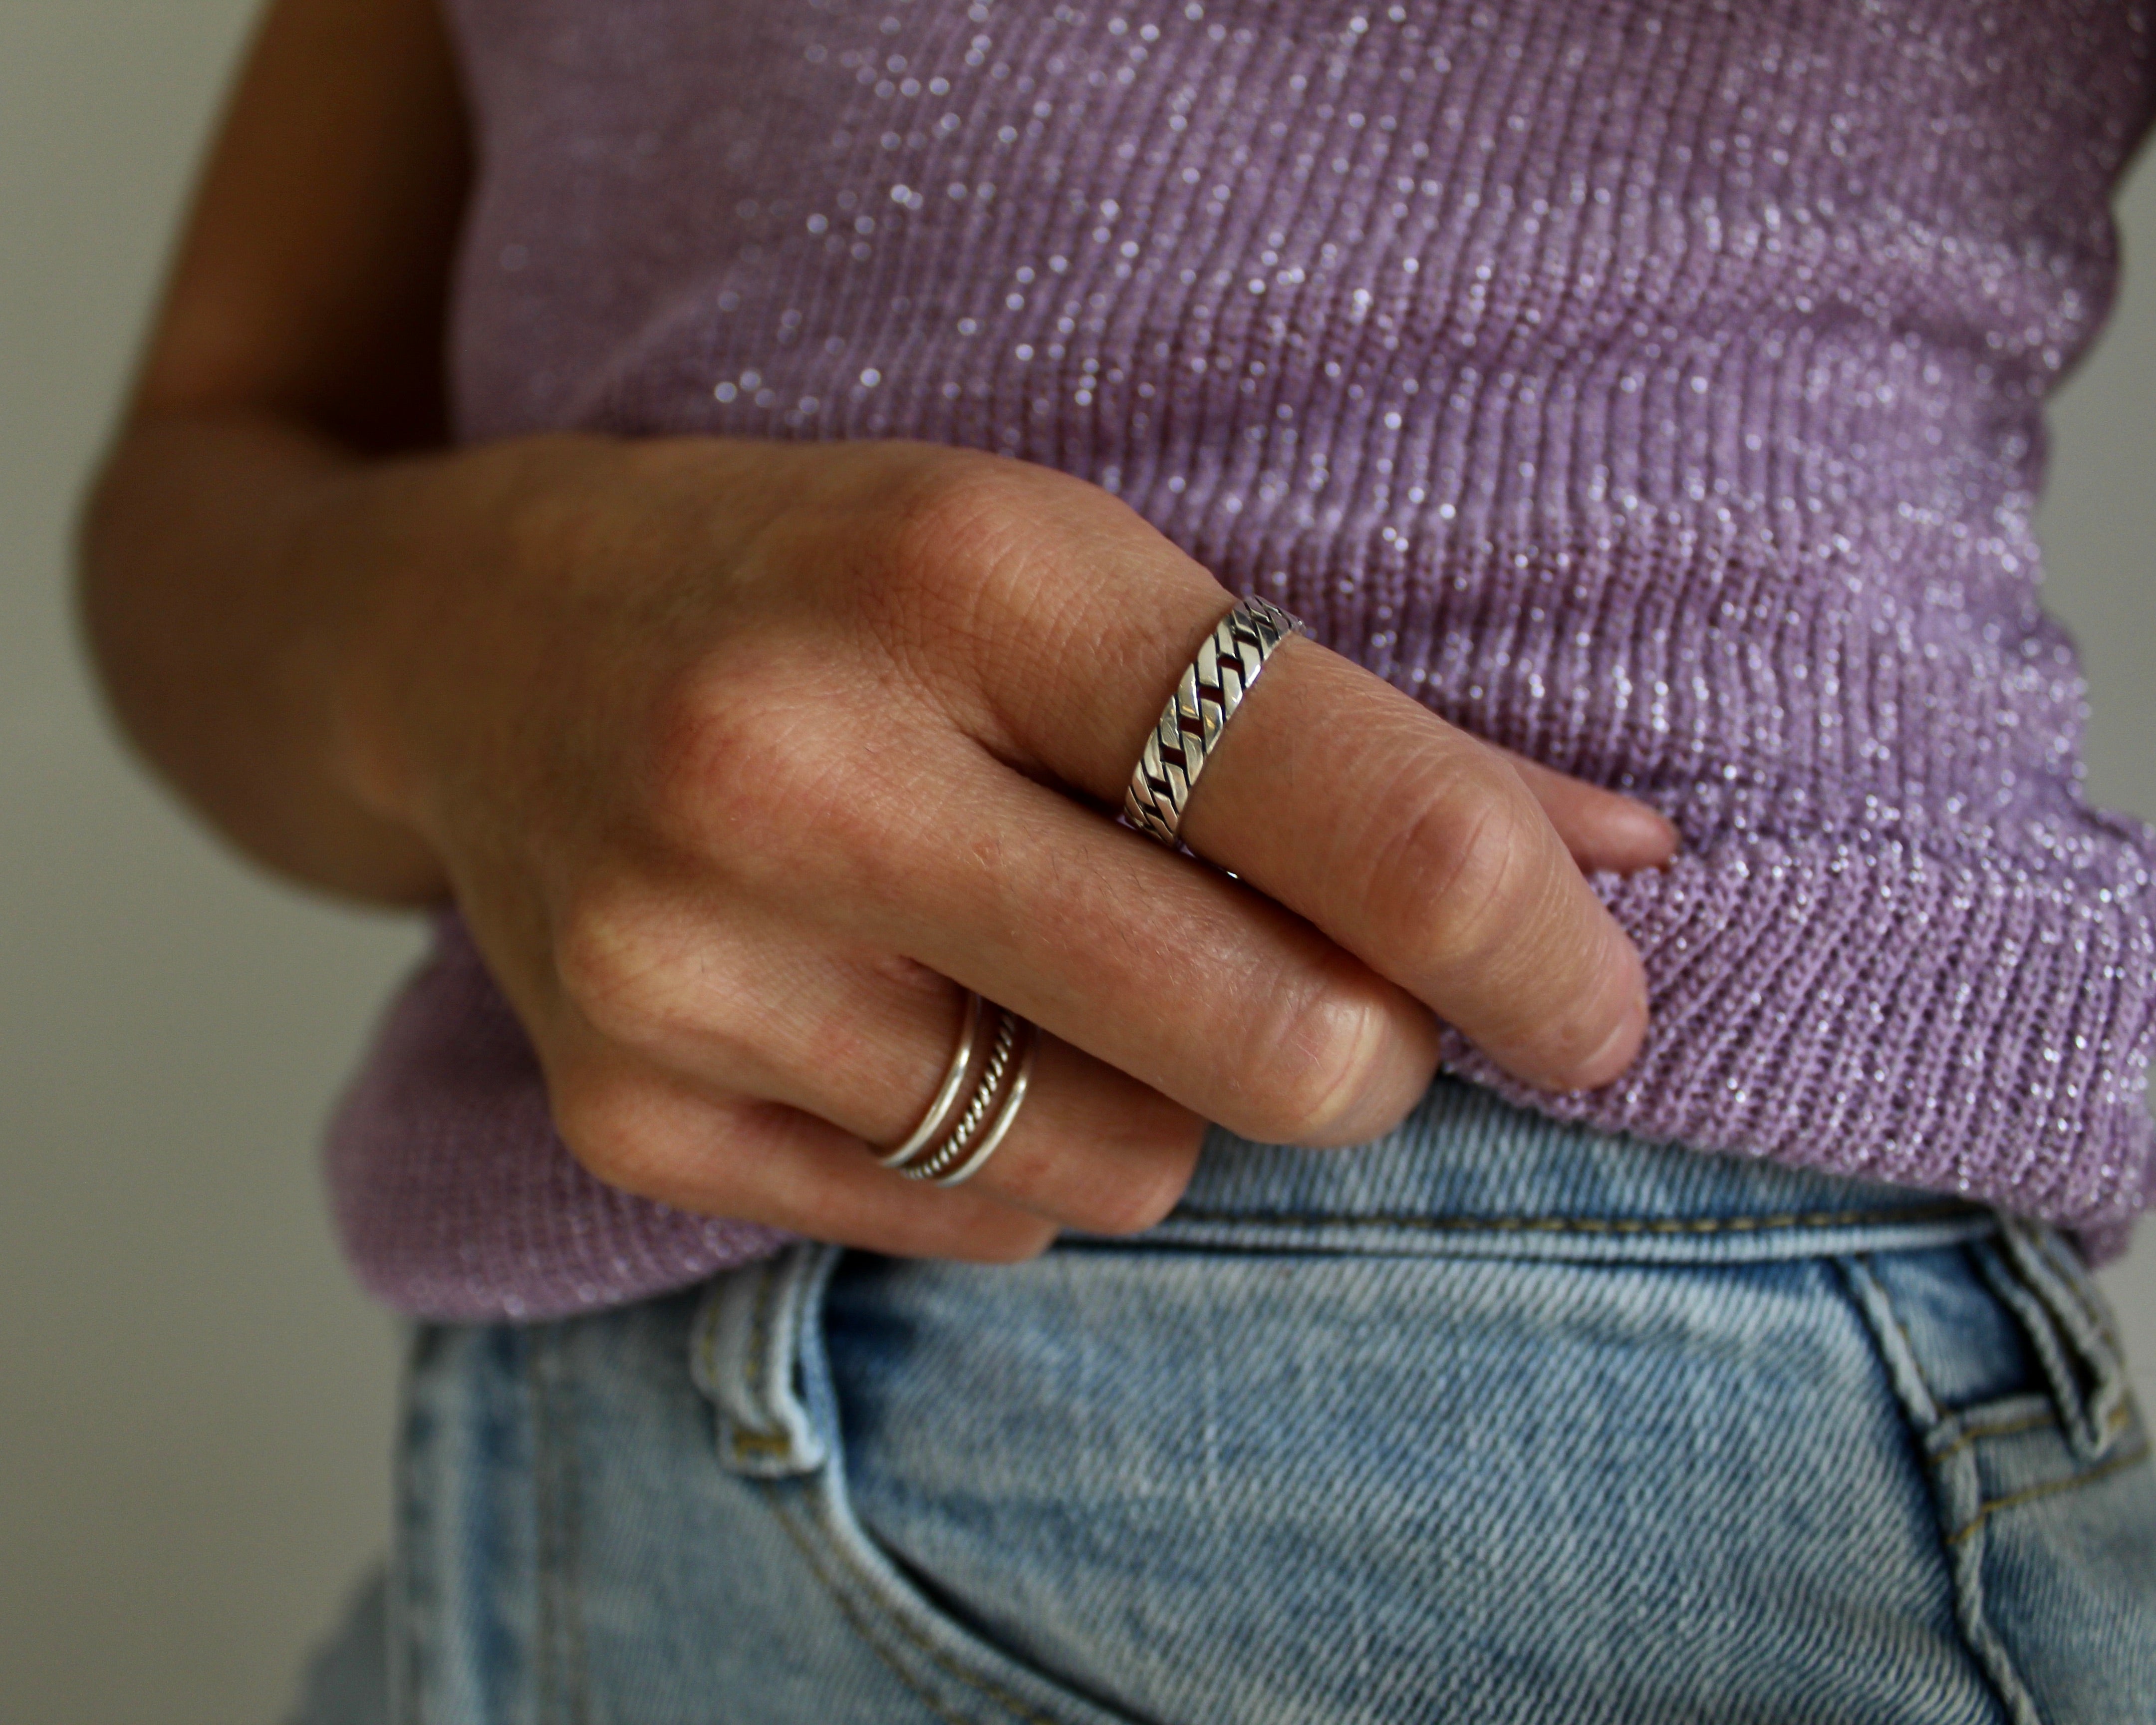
[2021,1228,2121,1353]
[763,1487,1021,1725]
[1928,1406,2058,1468]
[698,1255,1139,1725]
[768,1484,1112,1725]
[1168,1200,1980,1237]
[694,1249,836,1475]
[1840,1249,2154,1725]
[1975,1231,2130,1461]
[1838,1254,2045,1725]
[529,1328,591,1725]
[1943,1436,2152,1548]
[690,1270,792,1459]
[734,1259,793,1464]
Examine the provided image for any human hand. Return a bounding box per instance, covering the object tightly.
[326,436,1674,1259]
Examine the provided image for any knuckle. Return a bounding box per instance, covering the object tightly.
[1235,970,1393,1143]
[1079,1157,1192,1237]
[548,1072,671,1198]
[877,456,1035,604]
[639,665,890,893]
[1369,769,1542,975]
[865,456,1070,682]
[643,664,827,841]
[853,450,1149,745]
[552,883,696,1051]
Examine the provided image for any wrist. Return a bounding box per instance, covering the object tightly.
[314,431,654,887]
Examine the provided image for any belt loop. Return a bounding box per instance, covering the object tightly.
[691,1242,845,1478]
[1977,1219,2129,1460]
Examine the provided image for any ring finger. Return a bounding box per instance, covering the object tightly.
[557,903,1207,1235]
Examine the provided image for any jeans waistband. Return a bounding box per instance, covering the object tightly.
[1140,1078,1997,1264]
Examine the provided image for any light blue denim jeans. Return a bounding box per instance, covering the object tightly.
[294,1080,2156,1723]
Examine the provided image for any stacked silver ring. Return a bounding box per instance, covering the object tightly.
[1123,595,1304,848]
[876,992,1039,1187]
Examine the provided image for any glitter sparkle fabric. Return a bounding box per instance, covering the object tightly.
[327,0,2156,1318]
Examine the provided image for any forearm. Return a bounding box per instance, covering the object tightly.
[79,409,448,903]
[74,0,478,904]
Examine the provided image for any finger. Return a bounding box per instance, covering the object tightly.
[893,468,1647,1090]
[549,899,1206,1232]
[723,740,1447,1145]
[1497,749,1678,875]
[1174,641,1650,1089]
[539,1040,1062,1261]
[788,1024,1207,1238]
[630,635,1449,1145]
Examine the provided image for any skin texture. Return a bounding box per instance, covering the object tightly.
[79,0,1676,1262]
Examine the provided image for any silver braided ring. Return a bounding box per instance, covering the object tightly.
[878,991,1039,1188]
[1123,596,1305,848]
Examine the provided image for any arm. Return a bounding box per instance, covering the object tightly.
[79,0,1675,1261]
[81,0,464,901]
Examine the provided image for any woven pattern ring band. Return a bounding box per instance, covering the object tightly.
[876,992,1039,1187]
[1123,596,1305,848]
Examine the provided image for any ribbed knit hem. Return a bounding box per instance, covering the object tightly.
[1443,834,2155,1242]
[324,918,790,1322]
[330,823,2152,1321]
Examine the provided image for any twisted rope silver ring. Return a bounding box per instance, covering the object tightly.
[1123,596,1305,848]
[878,991,1039,1188]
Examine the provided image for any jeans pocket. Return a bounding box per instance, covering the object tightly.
[1841,1233,2156,1725]
[690,1246,1143,1725]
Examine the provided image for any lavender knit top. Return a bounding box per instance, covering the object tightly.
[329,0,2156,1319]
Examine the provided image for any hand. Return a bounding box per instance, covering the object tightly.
[326,435,1674,1260]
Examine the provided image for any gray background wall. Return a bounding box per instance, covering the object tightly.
[2,5,2153,1722]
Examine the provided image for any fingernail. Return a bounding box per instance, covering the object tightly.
[1611,802,1680,866]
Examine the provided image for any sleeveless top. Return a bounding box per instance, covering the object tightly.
[328,0,2156,1318]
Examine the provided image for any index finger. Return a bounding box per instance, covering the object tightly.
[911,463,1649,1092]
[1173,637,1649,1091]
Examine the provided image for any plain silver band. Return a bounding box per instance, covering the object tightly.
[923,1022,1038,1188]
[1122,596,1303,848]
[875,990,985,1167]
